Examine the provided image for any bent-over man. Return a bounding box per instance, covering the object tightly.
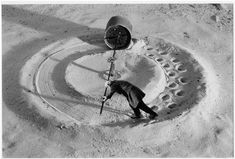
[102,80,158,119]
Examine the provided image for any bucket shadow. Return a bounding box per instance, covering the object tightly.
[2,5,106,46]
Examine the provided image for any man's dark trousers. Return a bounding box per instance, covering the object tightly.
[130,100,157,117]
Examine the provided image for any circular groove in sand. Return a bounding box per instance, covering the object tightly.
[21,38,207,126]
[34,44,109,124]
[33,49,82,124]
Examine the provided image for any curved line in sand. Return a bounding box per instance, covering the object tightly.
[20,37,216,127]
[33,49,82,125]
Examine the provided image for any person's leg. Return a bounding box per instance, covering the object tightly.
[137,100,158,118]
[129,105,141,117]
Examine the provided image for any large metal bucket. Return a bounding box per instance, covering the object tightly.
[104,16,132,49]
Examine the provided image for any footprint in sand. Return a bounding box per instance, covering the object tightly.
[178,77,189,85]
[144,38,206,120]
[167,82,178,89]
[175,64,187,72]
[160,93,171,101]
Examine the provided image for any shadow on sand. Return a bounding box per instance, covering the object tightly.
[2,5,106,129]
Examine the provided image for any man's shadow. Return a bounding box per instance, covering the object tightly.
[2,5,108,129]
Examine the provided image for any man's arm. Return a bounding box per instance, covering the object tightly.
[106,88,115,100]
[103,82,118,102]
[102,85,115,103]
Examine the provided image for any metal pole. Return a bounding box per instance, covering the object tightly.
[100,35,118,115]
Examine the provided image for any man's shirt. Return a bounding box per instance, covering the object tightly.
[106,80,145,108]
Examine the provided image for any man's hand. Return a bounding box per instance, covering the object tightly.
[105,81,110,88]
[102,96,107,102]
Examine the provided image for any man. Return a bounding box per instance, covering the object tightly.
[102,80,158,119]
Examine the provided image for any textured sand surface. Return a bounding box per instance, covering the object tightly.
[2,4,233,157]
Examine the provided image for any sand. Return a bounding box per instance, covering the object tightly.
[65,41,166,101]
[2,4,233,157]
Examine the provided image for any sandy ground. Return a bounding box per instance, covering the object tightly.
[2,4,234,157]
